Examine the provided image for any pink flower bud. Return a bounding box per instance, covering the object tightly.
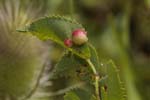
[64,38,73,47]
[72,29,87,36]
[72,29,88,45]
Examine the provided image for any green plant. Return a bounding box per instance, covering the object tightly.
[18,15,127,100]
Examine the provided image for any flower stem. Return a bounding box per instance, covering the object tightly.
[86,59,100,100]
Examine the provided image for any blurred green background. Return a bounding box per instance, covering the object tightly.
[0,0,149,100]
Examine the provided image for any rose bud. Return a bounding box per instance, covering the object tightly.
[72,29,88,45]
[64,38,73,47]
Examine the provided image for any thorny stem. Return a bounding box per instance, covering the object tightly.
[86,59,101,100]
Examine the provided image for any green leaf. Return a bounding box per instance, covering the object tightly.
[64,91,80,100]
[88,44,100,72]
[101,60,125,100]
[101,87,108,100]
[51,53,94,83]
[52,53,79,79]
[18,15,90,59]
[64,89,95,100]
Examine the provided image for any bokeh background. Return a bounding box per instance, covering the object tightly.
[0,0,149,100]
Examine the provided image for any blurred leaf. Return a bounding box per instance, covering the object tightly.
[64,88,96,100]
[145,0,150,7]
[101,60,125,100]
[88,44,101,72]
[64,91,80,100]
[101,87,108,100]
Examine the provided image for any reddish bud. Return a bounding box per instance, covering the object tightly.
[72,29,88,45]
[64,38,73,47]
[72,29,87,36]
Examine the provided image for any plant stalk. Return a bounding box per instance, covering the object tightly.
[86,59,101,100]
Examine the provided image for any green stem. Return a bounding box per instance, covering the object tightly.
[95,75,100,100]
[86,59,100,100]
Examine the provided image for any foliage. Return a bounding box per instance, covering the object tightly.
[0,0,149,100]
[19,15,126,100]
